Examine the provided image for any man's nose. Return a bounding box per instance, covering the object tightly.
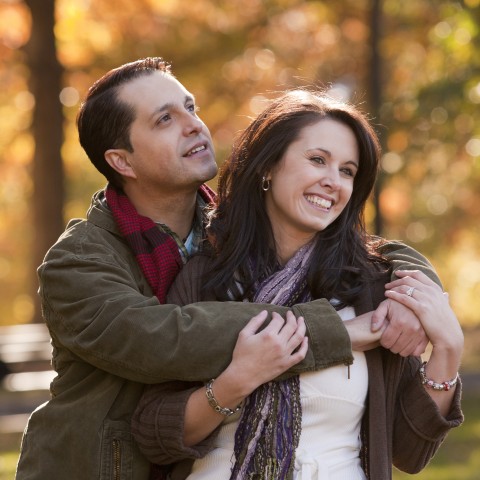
[184,114,203,135]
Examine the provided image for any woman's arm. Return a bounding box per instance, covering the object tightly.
[384,269,464,415]
[182,310,308,446]
[131,309,309,463]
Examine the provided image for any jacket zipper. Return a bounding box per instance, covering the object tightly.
[113,439,121,480]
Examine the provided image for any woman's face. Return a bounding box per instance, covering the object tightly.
[265,118,359,261]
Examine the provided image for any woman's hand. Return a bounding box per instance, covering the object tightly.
[183,310,307,446]
[384,270,463,416]
[384,270,463,355]
[225,309,308,396]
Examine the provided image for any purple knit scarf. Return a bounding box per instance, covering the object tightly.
[230,241,316,480]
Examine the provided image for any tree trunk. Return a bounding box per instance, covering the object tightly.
[369,0,384,236]
[24,0,64,323]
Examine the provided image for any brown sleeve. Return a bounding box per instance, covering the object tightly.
[166,253,214,305]
[131,255,220,465]
[131,381,221,465]
[391,356,463,473]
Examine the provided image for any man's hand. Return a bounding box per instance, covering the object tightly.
[372,299,429,357]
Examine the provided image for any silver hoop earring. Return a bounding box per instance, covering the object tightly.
[261,176,271,191]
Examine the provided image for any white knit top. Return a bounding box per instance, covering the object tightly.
[188,306,368,480]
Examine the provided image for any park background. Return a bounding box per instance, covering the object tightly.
[0,0,479,478]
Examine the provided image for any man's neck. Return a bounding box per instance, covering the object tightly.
[123,184,197,240]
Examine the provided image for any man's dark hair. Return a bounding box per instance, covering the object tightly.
[77,57,173,187]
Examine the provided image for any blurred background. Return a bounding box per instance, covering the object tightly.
[0,0,479,478]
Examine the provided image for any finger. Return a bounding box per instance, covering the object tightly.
[384,289,419,308]
[379,323,402,350]
[278,310,299,337]
[385,332,412,355]
[391,269,439,289]
[372,302,388,331]
[289,337,309,364]
[265,311,287,333]
[241,310,269,335]
[385,276,423,291]
[411,338,429,357]
[398,329,429,356]
[286,316,307,351]
[396,335,423,357]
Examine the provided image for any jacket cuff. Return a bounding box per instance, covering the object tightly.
[400,365,464,440]
[132,382,219,465]
[293,298,353,370]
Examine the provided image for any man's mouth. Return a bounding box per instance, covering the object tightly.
[305,195,333,210]
[185,144,207,157]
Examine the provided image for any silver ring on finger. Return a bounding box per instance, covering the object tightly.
[406,286,415,297]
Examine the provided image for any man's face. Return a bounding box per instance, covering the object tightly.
[117,71,218,193]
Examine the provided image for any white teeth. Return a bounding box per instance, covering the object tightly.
[187,145,206,156]
[305,195,332,209]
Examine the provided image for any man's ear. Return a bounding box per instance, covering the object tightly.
[104,149,137,179]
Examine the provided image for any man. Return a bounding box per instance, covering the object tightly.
[16,58,438,479]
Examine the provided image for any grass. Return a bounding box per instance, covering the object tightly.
[0,450,19,480]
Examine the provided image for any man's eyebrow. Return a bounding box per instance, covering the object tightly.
[149,95,196,119]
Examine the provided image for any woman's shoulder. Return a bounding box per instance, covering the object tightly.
[166,252,216,306]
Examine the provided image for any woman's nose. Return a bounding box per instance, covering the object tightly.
[320,168,341,190]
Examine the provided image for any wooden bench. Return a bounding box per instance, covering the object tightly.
[0,324,54,436]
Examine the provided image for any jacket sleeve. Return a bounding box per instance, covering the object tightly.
[379,240,442,287]
[131,381,220,465]
[391,356,463,473]
[40,236,351,385]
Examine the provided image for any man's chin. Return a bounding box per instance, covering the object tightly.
[200,163,219,183]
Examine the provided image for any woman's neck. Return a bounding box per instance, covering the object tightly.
[273,230,316,266]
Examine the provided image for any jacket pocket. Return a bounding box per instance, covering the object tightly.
[100,420,134,480]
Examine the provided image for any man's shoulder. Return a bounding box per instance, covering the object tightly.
[42,204,125,267]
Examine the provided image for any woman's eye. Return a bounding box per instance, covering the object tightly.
[310,156,325,164]
[341,168,356,177]
[187,104,198,113]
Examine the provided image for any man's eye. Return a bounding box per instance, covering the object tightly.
[187,104,199,113]
[156,114,171,125]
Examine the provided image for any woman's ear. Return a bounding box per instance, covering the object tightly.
[104,149,137,179]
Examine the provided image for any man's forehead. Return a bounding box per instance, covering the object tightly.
[118,72,193,111]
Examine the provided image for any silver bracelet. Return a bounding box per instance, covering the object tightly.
[205,379,242,416]
[419,361,459,391]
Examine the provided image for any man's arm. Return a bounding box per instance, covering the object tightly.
[40,245,352,385]
[379,240,442,287]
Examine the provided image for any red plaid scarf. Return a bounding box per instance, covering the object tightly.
[105,183,215,304]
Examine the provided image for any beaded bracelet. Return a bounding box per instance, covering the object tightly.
[419,361,459,391]
[205,379,242,416]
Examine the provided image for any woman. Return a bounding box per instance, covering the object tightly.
[132,90,463,479]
